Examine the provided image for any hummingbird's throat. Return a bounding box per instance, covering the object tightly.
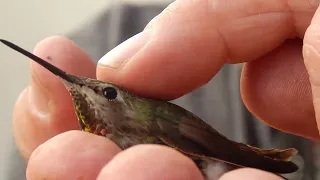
[74,104,91,132]
[74,103,109,136]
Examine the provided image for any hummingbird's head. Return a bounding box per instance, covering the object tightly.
[0,39,134,136]
[60,75,133,135]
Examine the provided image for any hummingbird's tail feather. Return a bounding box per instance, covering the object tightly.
[238,143,297,161]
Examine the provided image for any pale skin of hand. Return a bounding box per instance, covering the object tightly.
[12,0,320,179]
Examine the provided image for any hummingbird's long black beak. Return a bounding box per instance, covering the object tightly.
[0,39,75,83]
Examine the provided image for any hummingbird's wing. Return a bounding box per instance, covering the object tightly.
[153,102,298,174]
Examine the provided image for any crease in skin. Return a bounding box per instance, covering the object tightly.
[219,13,292,63]
[303,44,320,87]
[208,0,288,18]
[98,28,153,71]
[28,89,52,120]
[311,82,320,101]
[119,33,155,70]
[234,10,290,21]
[215,27,231,63]
[212,0,311,38]
[287,0,318,11]
[236,12,292,33]
[28,63,52,119]
[312,97,320,133]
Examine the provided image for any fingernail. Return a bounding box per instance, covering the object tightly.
[28,71,52,116]
[98,32,150,68]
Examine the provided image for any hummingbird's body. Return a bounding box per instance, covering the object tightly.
[60,75,298,179]
[1,39,299,180]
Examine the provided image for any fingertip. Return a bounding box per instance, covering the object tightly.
[29,35,95,131]
[31,35,96,89]
[96,0,227,100]
[26,130,121,180]
[13,36,97,159]
[219,168,283,180]
[97,144,203,180]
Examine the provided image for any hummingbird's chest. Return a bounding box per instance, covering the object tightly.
[107,112,164,149]
[110,123,163,149]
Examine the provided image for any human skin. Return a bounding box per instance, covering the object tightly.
[11,0,320,179]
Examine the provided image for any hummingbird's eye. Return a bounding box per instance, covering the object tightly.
[102,87,118,100]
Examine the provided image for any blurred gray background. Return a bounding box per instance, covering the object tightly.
[0,1,112,179]
[0,0,318,179]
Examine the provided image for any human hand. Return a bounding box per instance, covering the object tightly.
[13,0,320,179]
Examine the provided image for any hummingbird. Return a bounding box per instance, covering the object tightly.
[1,39,298,180]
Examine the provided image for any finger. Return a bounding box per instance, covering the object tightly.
[241,39,319,139]
[96,0,314,99]
[13,36,96,159]
[303,5,320,136]
[96,0,319,139]
[26,130,121,180]
[97,145,203,180]
[219,168,283,180]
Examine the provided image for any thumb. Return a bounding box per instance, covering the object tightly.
[303,6,320,135]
